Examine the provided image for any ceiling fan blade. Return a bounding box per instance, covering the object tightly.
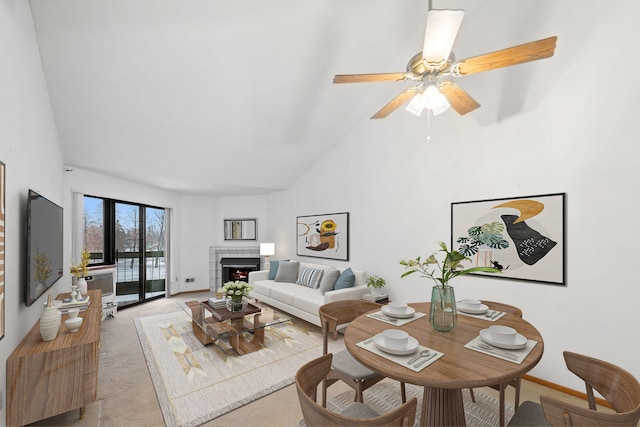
[333,73,412,84]
[422,9,464,64]
[454,36,558,76]
[438,81,480,115]
[371,88,419,119]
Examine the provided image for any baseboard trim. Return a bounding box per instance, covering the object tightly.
[522,374,612,409]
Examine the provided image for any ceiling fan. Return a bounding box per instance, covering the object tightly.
[333,9,557,119]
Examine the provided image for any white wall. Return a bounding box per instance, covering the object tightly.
[265,1,640,391]
[0,0,65,421]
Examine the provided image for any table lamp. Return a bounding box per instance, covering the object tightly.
[260,242,275,270]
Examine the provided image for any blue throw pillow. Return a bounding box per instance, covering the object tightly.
[268,259,289,280]
[334,268,355,290]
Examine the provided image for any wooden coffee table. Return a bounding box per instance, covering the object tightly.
[185,300,289,355]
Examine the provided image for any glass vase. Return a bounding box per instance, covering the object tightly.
[429,284,457,332]
[226,296,247,312]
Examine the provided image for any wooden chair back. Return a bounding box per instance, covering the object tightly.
[295,353,417,427]
[540,351,640,426]
[319,300,380,352]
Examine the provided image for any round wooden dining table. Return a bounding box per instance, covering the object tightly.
[344,302,544,426]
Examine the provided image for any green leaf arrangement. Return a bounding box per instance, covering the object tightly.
[400,241,501,287]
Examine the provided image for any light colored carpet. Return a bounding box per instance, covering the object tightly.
[135,309,341,427]
[298,381,514,427]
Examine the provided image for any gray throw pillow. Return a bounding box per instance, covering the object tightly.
[268,259,289,280]
[318,267,340,295]
[333,267,355,290]
[274,261,299,283]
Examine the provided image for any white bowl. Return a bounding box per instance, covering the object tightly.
[489,325,517,344]
[461,299,482,310]
[387,301,408,314]
[382,329,409,349]
[68,308,80,319]
[65,317,83,333]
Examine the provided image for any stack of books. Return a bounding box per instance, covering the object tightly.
[208,297,227,309]
[363,293,389,304]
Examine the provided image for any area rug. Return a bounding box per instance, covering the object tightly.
[135,310,340,427]
[298,381,514,427]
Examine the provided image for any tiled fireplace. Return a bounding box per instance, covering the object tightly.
[209,246,261,291]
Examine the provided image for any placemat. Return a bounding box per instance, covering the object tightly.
[357,337,444,372]
[457,309,506,322]
[464,335,537,364]
[366,310,427,326]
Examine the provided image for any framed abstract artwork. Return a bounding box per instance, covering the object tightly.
[451,193,565,285]
[297,212,349,261]
[0,161,5,340]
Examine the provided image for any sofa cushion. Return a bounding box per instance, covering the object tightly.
[334,267,356,290]
[296,267,324,288]
[268,259,289,280]
[251,279,280,298]
[270,281,312,306]
[293,290,325,315]
[318,267,340,295]
[275,261,299,283]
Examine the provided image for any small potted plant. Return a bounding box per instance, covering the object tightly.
[366,275,386,296]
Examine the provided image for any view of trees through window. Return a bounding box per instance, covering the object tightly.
[83,195,166,307]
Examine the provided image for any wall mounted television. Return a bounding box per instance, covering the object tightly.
[25,189,63,306]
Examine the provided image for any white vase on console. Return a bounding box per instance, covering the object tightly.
[75,276,88,299]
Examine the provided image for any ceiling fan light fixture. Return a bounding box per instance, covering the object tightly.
[405,85,450,117]
[422,9,464,64]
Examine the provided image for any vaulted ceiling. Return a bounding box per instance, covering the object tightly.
[29,0,557,196]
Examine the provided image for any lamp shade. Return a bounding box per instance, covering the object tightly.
[260,242,275,256]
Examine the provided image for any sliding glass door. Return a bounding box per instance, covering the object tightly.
[144,206,166,300]
[115,202,142,307]
[84,195,166,309]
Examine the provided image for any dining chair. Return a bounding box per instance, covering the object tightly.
[508,351,640,426]
[469,300,524,427]
[319,300,406,407]
[296,353,417,427]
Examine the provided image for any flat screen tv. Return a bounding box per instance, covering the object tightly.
[26,190,63,306]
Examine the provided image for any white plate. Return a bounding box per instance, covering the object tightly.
[373,333,419,355]
[457,303,489,315]
[479,329,528,350]
[381,305,416,319]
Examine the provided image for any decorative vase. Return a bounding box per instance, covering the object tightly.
[76,276,88,297]
[226,296,247,312]
[429,284,457,332]
[370,287,385,296]
[70,285,78,302]
[40,294,61,341]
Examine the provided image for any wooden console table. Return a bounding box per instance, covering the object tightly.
[6,290,102,426]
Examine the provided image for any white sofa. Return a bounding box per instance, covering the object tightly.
[248,261,368,327]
